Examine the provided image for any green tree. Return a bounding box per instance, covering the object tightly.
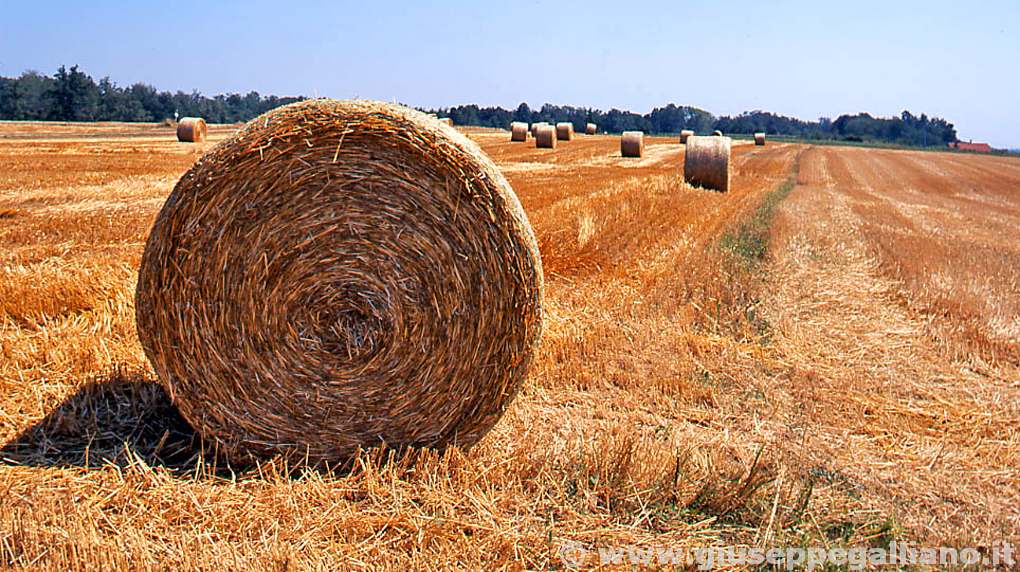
[97,77,149,121]
[1,71,53,119]
[48,65,99,120]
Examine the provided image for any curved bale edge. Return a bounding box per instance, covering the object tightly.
[510,122,529,142]
[536,124,557,148]
[621,131,644,158]
[136,99,545,465]
[555,122,574,141]
[684,135,731,192]
[176,117,208,142]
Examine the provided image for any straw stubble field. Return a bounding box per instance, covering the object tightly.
[0,122,1017,569]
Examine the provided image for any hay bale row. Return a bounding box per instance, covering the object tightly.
[556,122,574,141]
[621,131,644,158]
[177,117,208,142]
[680,129,694,144]
[754,132,766,146]
[585,123,597,135]
[510,121,529,142]
[684,136,731,192]
[536,124,557,148]
[136,99,544,465]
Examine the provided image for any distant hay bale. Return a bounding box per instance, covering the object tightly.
[555,122,574,141]
[530,122,547,137]
[754,132,766,146]
[536,124,557,148]
[176,117,207,142]
[585,123,597,135]
[680,129,694,144]
[712,129,723,137]
[684,136,731,192]
[136,99,544,465]
[621,131,644,158]
[439,117,453,126]
[511,122,528,142]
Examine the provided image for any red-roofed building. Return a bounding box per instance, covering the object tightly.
[948,140,993,153]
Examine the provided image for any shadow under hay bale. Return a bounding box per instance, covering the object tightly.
[0,369,205,473]
[0,367,457,477]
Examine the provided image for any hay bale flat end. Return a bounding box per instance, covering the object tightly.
[137,99,544,465]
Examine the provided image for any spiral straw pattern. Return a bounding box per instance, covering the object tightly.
[136,99,544,464]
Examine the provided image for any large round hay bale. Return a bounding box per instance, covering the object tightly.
[439,117,453,126]
[136,99,544,465]
[530,122,546,137]
[585,123,597,135]
[683,136,731,192]
[510,121,528,142]
[621,131,644,158]
[176,117,207,142]
[754,132,766,146]
[555,122,574,141]
[712,129,723,137]
[680,129,694,144]
[536,124,557,148]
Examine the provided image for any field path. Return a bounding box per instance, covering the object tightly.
[764,146,1020,544]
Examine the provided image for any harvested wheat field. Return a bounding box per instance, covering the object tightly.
[1,121,1018,569]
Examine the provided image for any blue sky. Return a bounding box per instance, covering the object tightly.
[2,1,1018,147]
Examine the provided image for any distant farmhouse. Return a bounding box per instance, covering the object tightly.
[948,140,993,153]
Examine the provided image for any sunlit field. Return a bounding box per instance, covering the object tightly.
[1,122,1017,569]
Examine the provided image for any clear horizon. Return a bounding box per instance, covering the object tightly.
[2,0,1017,147]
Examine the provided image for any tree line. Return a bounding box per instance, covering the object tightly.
[0,66,303,124]
[1,65,958,147]
[432,104,958,147]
